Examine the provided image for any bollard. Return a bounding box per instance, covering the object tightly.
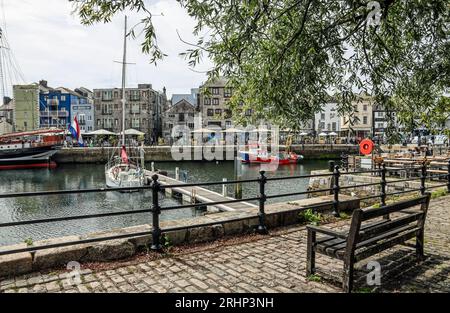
[150,174,162,251]
[420,162,427,195]
[222,178,227,197]
[332,165,340,217]
[151,162,155,172]
[175,167,180,181]
[257,170,268,234]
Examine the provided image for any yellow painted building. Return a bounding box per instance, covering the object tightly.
[13,84,40,131]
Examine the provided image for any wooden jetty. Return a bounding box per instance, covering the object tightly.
[144,170,257,212]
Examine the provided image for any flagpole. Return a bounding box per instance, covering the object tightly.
[121,15,127,147]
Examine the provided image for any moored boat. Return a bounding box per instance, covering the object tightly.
[240,148,304,165]
[0,128,64,170]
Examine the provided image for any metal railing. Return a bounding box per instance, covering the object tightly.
[0,160,449,256]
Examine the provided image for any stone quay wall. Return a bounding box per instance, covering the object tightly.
[0,195,359,278]
[53,144,358,164]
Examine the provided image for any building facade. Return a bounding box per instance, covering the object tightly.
[162,99,196,144]
[72,87,94,134]
[93,84,167,143]
[198,78,234,129]
[13,84,40,132]
[315,102,341,135]
[340,95,374,139]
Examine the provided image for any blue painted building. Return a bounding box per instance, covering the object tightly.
[38,80,89,129]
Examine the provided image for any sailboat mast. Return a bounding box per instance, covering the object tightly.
[121,16,127,147]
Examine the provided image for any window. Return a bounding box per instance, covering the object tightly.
[215,109,222,115]
[207,109,214,116]
[179,113,185,122]
[188,123,195,129]
[114,91,119,99]
[169,114,175,118]
[97,119,101,127]
[224,109,232,119]
[225,121,232,127]
[211,87,219,95]
[79,114,86,125]
[130,90,140,101]
[102,91,113,101]
[363,104,368,111]
[168,123,173,129]
[212,98,219,105]
[363,116,368,124]
[332,122,337,131]
[321,113,325,120]
[132,118,140,128]
[114,119,118,126]
[204,98,211,105]
[377,112,384,117]
[61,95,66,101]
[224,88,232,98]
[330,113,335,119]
[131,103,140,114]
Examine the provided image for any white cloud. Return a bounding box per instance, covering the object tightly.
[1,0,212,97]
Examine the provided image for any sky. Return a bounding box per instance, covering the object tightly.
[1,0,212,98]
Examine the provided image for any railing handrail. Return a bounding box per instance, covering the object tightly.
[0,159,448,256]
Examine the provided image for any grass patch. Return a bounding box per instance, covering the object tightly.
[298,209,322,226]
[24,238,33,246]
[431,188,448,199]
[307,274,322,282]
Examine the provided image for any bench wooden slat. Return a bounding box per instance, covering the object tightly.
[355,228,419,262]
[358,212,424,241]
[361,195,428,220]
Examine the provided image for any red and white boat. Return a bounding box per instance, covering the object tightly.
[240,147,303,165]
[0,128,64,170]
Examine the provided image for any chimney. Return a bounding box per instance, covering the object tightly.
[163,87,166,95]
[39,80,48,88]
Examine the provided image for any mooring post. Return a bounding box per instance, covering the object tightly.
[151,162,155,172]
[332,165,340,217]
[257,170,268,234]
[222,178,227,197]
[150,174,162,252]
[420,162,427,195]
[447,160,450,193]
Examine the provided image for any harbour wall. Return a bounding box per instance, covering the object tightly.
[0,195,360,278]
[53,144,358,164]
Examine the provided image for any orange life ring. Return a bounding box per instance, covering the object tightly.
[359,139,374,155]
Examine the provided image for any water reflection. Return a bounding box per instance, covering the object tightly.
[0,160,329,246]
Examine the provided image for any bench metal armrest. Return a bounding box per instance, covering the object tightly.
[306,225,348,239]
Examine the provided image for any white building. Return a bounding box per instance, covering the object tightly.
[315,102,341,134]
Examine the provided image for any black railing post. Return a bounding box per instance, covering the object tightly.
[420,162,427,195]
[150,174,163,251]
[257,170,268,234]
[332,165,340,217]
[381,163,387,207]
[447,160,450,193]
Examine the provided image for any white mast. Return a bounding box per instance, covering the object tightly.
[121,16,127,146]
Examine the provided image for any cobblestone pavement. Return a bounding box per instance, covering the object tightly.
[1,195,449,293]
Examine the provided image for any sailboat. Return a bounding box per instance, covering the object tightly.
[105,16,145,190]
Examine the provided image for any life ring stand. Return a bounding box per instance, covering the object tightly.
[360,139,374,155]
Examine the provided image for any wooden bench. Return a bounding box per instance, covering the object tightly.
[306,193,431,292]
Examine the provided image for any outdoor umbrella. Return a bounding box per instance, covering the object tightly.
[85,129,117,136]
[118,129,145,136]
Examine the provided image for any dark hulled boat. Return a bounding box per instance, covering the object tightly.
[0,129,64,170]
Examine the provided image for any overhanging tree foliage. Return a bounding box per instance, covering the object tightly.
[71,0,449,134]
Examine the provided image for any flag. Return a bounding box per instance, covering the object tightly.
[68,116,84,146]
[121,145,129,164]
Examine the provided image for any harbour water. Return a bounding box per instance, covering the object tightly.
[0,160,329,246]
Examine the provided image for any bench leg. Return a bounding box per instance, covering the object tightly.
[342,260,354,293]
[306,229,316,276]
[416,230,425,261]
